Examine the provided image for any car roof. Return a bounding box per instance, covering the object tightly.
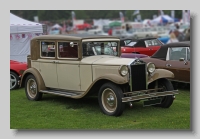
[151,41,190,59]
[31,34,120,41]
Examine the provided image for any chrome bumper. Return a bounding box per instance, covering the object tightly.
[122,88,179,102]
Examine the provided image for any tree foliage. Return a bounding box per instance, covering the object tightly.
[10,10,183,22]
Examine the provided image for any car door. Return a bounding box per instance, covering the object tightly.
[56,41,81,91]
[165,47,190,83]
[39,41,59,88]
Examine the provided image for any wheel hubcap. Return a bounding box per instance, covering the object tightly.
[102,88,117,113]
[10,74,17,89]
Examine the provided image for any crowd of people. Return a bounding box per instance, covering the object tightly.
[167,24,190,44]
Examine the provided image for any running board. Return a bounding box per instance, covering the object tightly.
[40,89,83,97]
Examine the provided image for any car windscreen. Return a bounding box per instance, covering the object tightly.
[82,41,119,57]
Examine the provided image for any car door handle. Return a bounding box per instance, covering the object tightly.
[166,64,171,67]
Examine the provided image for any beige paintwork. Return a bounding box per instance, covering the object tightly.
[57,61,80,90]
[79,64,93,91]
[81,55,135,65]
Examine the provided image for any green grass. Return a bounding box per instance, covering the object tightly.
[10,87,190,130]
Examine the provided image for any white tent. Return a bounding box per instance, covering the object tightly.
[10,13,44,62]
[51,23,62,29]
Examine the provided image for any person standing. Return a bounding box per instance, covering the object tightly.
[167,32,179,44]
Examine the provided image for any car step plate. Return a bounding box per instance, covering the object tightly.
[143,98,161,107]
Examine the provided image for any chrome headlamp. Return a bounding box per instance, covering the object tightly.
[118,65,129,76]
[147,62,155,73]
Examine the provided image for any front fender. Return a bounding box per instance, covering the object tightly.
[20,68,46,91]
[147,69,174,84]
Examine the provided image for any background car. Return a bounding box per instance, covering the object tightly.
[127,28,158,39]
[120,37,164,56]
[10,60,27,90]
[141,41,190,83]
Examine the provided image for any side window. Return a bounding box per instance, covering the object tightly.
[169,47,186,60]
[58,42,78,58]
[41,41,55,57]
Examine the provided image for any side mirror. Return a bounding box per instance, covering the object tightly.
[70,42,74,47]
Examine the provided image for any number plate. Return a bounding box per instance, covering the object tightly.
[143,98,161,107]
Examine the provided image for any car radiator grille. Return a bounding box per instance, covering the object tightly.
[130,64,147,91]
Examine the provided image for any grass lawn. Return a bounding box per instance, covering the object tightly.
[10,87,190,130]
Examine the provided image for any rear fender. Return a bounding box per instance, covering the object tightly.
[20,68,46,91]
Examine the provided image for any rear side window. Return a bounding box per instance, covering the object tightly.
[58,42,78,58]
[41,41,55,57]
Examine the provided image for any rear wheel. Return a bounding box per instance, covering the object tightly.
[98,82,125,116]
[10,71,19,90]
[156,79,174,108]
[25,74,43,101]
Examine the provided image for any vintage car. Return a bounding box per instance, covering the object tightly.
[20,34,178,116]
[10,60,27,90]
[141,41,190,83]
[120,37,164,56]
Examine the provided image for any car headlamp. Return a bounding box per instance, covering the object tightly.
[147,62,155,73]
[119,65,128,76]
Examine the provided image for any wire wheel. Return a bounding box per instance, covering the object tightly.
[26,78,37,99]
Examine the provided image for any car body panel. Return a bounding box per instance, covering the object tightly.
[141,41,190,83]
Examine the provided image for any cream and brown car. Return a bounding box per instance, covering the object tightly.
[20,34,178,116]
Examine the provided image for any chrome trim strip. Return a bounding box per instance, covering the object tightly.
[122,90,179,102]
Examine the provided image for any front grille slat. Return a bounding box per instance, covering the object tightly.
[131,64,146,91]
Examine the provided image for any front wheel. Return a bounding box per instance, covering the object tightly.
[25,74,42,101]
[98,82,125,116]
[156,79,175,108]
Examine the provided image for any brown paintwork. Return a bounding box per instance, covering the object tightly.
[20,67,46,91]
[142,57,190,83]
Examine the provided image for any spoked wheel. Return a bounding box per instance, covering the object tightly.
[25,74,42,101]
[156,79,175,108]
[98,82,125,116]
[10,71,19,90]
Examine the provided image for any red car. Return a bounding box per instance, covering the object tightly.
[10,60,27,90]
[120,37,164,56]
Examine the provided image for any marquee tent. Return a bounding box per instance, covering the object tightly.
[151,15,174,24]
[10,13,45,62]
